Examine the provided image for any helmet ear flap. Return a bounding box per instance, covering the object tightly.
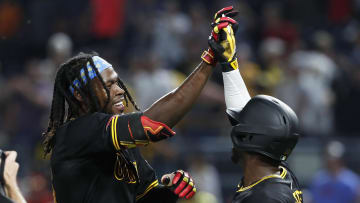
[231,132,252,147]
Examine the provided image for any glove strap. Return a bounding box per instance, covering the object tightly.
[201,48,217,66]
[221,58,239,72]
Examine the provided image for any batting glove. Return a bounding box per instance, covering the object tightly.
[201,6,239,66]
[161,170,196,199]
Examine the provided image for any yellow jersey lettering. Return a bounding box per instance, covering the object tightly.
[292,190,303,203]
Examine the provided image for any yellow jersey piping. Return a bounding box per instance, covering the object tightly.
[136,180,159,200]
[237,166,287,192]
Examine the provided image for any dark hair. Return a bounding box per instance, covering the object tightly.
[42,52,139,156]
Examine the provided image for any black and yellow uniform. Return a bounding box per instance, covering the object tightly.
[51,112,177,203]
[233,166,303,203]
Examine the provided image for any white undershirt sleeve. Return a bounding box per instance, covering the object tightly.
[222,69,251,111]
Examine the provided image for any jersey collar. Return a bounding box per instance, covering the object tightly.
[237,166,287,192]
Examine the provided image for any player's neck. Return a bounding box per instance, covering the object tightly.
[77,103,90,117]
[242,155,280,187]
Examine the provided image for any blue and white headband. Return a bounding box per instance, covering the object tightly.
[69,56,112,94]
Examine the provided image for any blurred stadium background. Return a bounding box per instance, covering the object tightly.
[1,0,360,202]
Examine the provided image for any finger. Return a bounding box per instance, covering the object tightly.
[179,178,194,198]
[225,11,239,18]
[4,151,17,162]
[208,38,225,55]
[217,17,237,25]
[4,151,12,156]
[219,29,227,42]
[172,170,184,185]
[211,30,219,42]
[185,188,197,199]
[221,25,234,41]
[214,6,234,20]
[174,172,190,195]
[230,27,236,50]
[219,28,236,62]
[224,25,235,54]
[213,22,230,34]
[212,17,238,28]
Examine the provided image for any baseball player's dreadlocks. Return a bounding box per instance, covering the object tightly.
[42,52,139,156]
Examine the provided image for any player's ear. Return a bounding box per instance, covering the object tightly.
[74,90,83,102]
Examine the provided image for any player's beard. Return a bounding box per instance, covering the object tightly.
[101,99,116,114]
[231,147,243,164]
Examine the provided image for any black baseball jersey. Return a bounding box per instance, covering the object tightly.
[233,166,303,203]
[51,112,176,203]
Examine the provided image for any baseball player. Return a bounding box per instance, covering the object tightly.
[205,7,304,203]
[42,7,238,203]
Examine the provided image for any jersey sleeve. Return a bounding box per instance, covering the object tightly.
[65,112,176,156]
[106,113,176,151]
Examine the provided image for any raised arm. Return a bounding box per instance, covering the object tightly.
[143,6,239,128]
[222,62,251,111]
[143,62,212,128]
[205,8,251,125]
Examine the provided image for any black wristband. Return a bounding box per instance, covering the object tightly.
[221,58,239,72]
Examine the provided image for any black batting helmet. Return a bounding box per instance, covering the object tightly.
[228,95,300,161]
